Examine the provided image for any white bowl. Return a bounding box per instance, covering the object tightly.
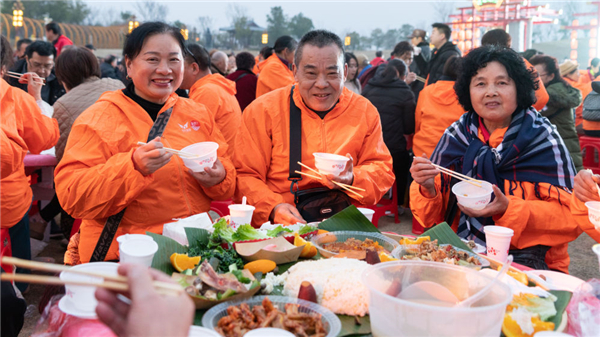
[180,142,219,172]
[452,180,493,210]
[119,238,158,267]
[60,262,119,313]
[585,201,600,230]
[313,152,348,177]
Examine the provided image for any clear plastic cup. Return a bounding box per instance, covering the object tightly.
[362,261,511,337]
[452,181,493,210]
[357,207,375,222]
[483,226,514,263]
[119,238,158,267]
[60,262,119,312]
[228,204,255,226]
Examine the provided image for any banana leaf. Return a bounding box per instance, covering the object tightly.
[147,231,188,274]
[185,227,210,248]
[420,222,472,252]
[549,290,572,331]
[319,205,380,233]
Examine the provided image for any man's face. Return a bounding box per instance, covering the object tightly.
[410,36,422,46]
[430,28,446,48]
[293,44,347,111]
[45,30,57,42]
[16,43,29,59]
[26,52,54,79]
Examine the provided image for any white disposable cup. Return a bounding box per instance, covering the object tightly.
[452,181,493,210]
[180,142,219,172]
[584,201,600,231]
[228,204,255,226]
[313,152,348,177]
[357,207,375,222]
[484,226,514,263]
[60,262,119,312]
[116,233,154,246]
[593,244,600,273]
[119,238,158,267]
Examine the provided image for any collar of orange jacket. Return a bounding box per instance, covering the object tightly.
[0,78,9,99]
[190,73,237,96]
[99,88,179,120]
[477,120,508,148]
[291,84,352,120]
[429,80,459,105]
[265,54,292,72]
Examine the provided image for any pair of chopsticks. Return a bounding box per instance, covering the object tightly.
[136,141,199,158]
[429,162,483,188]
[0,257,183,296]
[6,71,45,85]
[415,75,426,83]
[476,254,550,291]
[295,161,365,198]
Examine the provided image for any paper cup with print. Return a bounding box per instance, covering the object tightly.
[313,153,348,177]
[228,204,255,226]
[585,201,600,231]
[180,142,219,172]
[59,262,119,312]
[119,238,158,267]
[452,181,493,210]
[357,207,375,222]
[483,226,514,263]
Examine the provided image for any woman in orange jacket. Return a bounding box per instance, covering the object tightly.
[410,46,580,272]
[54,23,236,263]
[256,36,297,97]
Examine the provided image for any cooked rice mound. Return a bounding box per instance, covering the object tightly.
[283,258,370,316]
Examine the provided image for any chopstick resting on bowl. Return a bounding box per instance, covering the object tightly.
[429,163,483,188]
[0,256,183,295]
[136,141,199,158]
[6,71,46,85]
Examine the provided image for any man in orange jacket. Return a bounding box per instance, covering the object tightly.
[180,43,242,151]
[235,30,394,227]
[256,36,297,97]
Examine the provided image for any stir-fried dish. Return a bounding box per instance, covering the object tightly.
[401,239,482,266]
[323,238,387,254]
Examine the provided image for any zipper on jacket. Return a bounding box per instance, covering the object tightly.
[321,120,327,153]
[163,136,193,214]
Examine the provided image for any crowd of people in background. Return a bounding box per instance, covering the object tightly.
[2,18,600,337]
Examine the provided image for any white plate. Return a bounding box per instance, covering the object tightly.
[529,270,585,292]
[188,325,221,337]
[58,296,97,319]
[460,238,486,254]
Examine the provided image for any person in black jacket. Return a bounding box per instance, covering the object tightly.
[362,59,416,210]
[7,41,65,105]
[100,54,119,79]
[409,29,430,101]
[415,23,461,86]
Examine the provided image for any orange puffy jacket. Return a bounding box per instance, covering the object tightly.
[234,85,395,226]
[1,79,59,228]
[523,59,550,112]
[55,90,236,262]
[256,54,294,98]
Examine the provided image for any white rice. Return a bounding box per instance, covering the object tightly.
[283,258,370,316]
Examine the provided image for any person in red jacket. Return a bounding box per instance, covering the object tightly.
[45,22,73,57]
[226,52,258,111]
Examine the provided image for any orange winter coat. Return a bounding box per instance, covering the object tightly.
[55,90,236,263]
[234,85,395,227]
[570,193,600,243]
[1,79,59,228]
[409,127,580,273]
[564,77,593,126]
[256,54,294,98]
[189,74,242,152]
[412,81,465,158]
[523,59,550,112]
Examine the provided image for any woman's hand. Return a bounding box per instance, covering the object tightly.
[133,137,172,176]
[321,153,354,189]
[458,185,509,218]
[270,203,306,226]
[410,154,439,198]
[18,72,44,101]
[188,158,226,187]
[574,169,600,203]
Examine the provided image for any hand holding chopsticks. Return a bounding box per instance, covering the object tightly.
[296,161,365,198]
[415,75,427,84]
[136,141,198,158]
[6,71,45,85]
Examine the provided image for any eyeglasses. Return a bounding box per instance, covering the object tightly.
[28,60,54,71]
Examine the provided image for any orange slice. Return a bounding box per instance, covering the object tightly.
[170,253,201,273]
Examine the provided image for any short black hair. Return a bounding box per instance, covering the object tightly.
[432,23,452,41]
[442,55,461,81]
[294,30,344,66]
[235,52,255,71]
[104,54,117,64]
[521,49,541,61]
[85,44,95,50]
[273,35,297,54]
[25,41,55,59]
[184,43,210,71]
[481,29,511,48]
[454,45,537,112]
[1,35,14,71]
[123,21,186,61]
[45,22,61,35]
[16,38,32,50]
[391,41,413,58]
[55,46,100,91]
[375,50,383,57]
[529,54,568,87]
[381,58,407,81]
[259,46,273,59]
[344,52,359,81]
[591,57,600,68]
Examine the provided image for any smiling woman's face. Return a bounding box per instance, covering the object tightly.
[469,61,518,129]
[126,33,183,104]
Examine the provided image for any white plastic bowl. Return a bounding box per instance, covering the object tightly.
[362,260,511,337]
[180,142,219,172]
[313,152,348,176]
[60,262,119,313]
[585,201,600,230]
[452,180,493,210]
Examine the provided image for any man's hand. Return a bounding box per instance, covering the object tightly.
[405,72,417,85]
[574,169,600,203]
[95,264,194,337]
[410,154,439,198]
[188,158,226,187]
[321,153,354,189]
[271,203,306,226]
[458,185,509,219]
[18,72,44,101]
[132,137,172,176]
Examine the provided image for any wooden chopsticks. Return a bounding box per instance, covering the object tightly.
[296,161,365,198]
[476,254,550,291]
[6,71,45,85]
[429,163,483,188]
[415,75,426,83]
[1,257,183,295]
[136,141,198,158]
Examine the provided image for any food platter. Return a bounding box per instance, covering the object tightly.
[310,230,399,258]
[528,270,586,292]
[391,242,490,269]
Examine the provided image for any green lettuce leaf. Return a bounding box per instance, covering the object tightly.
[298,224,317,235]
[232,224,269,241]
[211,218,235,243]
[266,225,293,237]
